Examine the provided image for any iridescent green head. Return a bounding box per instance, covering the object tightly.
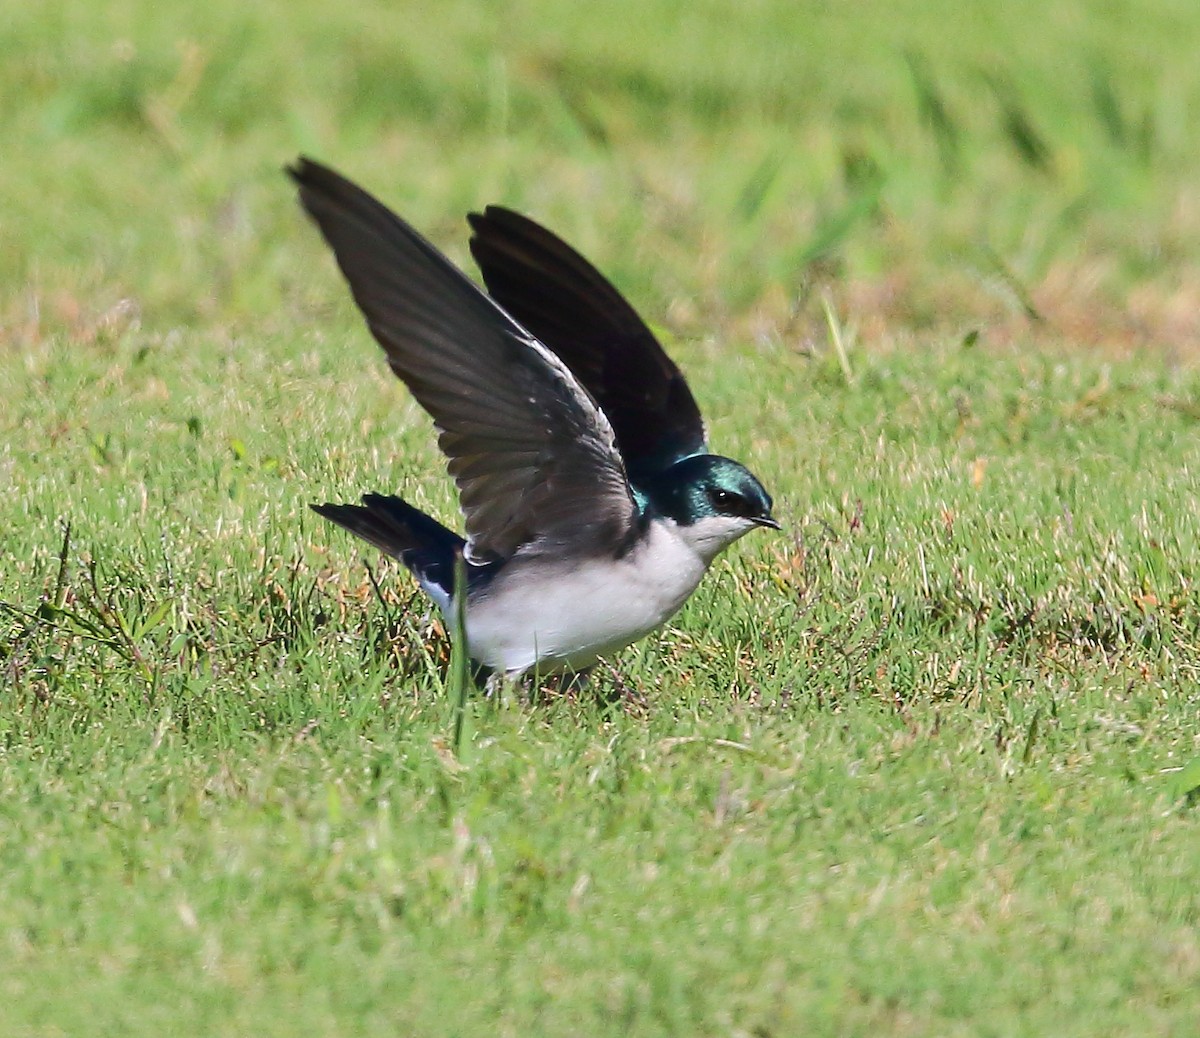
[644,454,777,531]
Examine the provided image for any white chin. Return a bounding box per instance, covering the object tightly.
[675,515,758,563]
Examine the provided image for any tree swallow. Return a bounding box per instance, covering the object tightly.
[290,158,778,680]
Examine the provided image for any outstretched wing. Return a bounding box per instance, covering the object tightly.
[291,158,639,564]
[468,205,706,473]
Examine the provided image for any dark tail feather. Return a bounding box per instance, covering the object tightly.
[312,493,464,597]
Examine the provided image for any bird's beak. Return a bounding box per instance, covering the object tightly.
[755,514,782,530]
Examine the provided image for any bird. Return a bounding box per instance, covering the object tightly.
[289,157,778,682]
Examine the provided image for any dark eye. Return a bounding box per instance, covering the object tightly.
[708,487,747,515]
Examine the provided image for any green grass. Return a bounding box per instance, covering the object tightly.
[4,0,1200,1034]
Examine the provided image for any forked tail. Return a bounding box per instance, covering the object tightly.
[312,493,464,606]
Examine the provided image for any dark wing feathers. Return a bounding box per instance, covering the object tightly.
[467,205,706,471]
[290,158,638,563]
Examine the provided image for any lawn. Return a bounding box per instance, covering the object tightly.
[3,1,1200,1034]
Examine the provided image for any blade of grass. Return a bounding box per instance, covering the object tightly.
[448,554,470,758]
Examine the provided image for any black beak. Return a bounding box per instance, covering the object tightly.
[754,514,781,530]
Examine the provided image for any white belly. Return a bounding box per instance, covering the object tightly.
[462,521,712,675]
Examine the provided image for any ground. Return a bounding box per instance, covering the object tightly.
[3,1,1200,1034]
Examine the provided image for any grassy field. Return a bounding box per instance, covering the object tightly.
[4,1,1200,1034]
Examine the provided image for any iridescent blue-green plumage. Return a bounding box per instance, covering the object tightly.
[636,455,776,528]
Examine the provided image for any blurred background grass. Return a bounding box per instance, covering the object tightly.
[4,0,1199,350]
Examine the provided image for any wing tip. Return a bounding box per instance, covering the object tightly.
[286,154,321,186]
[467,204,541,242]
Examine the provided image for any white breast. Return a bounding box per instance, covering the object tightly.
[460,518,742,675]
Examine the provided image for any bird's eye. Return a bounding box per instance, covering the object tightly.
[708,487,746,515]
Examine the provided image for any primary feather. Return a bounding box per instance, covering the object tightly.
[290,158,640,565]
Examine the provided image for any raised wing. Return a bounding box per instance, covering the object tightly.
[467,206,706,473]
[290,158,639,564]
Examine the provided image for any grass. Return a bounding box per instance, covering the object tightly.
[4,0,1200,1034]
